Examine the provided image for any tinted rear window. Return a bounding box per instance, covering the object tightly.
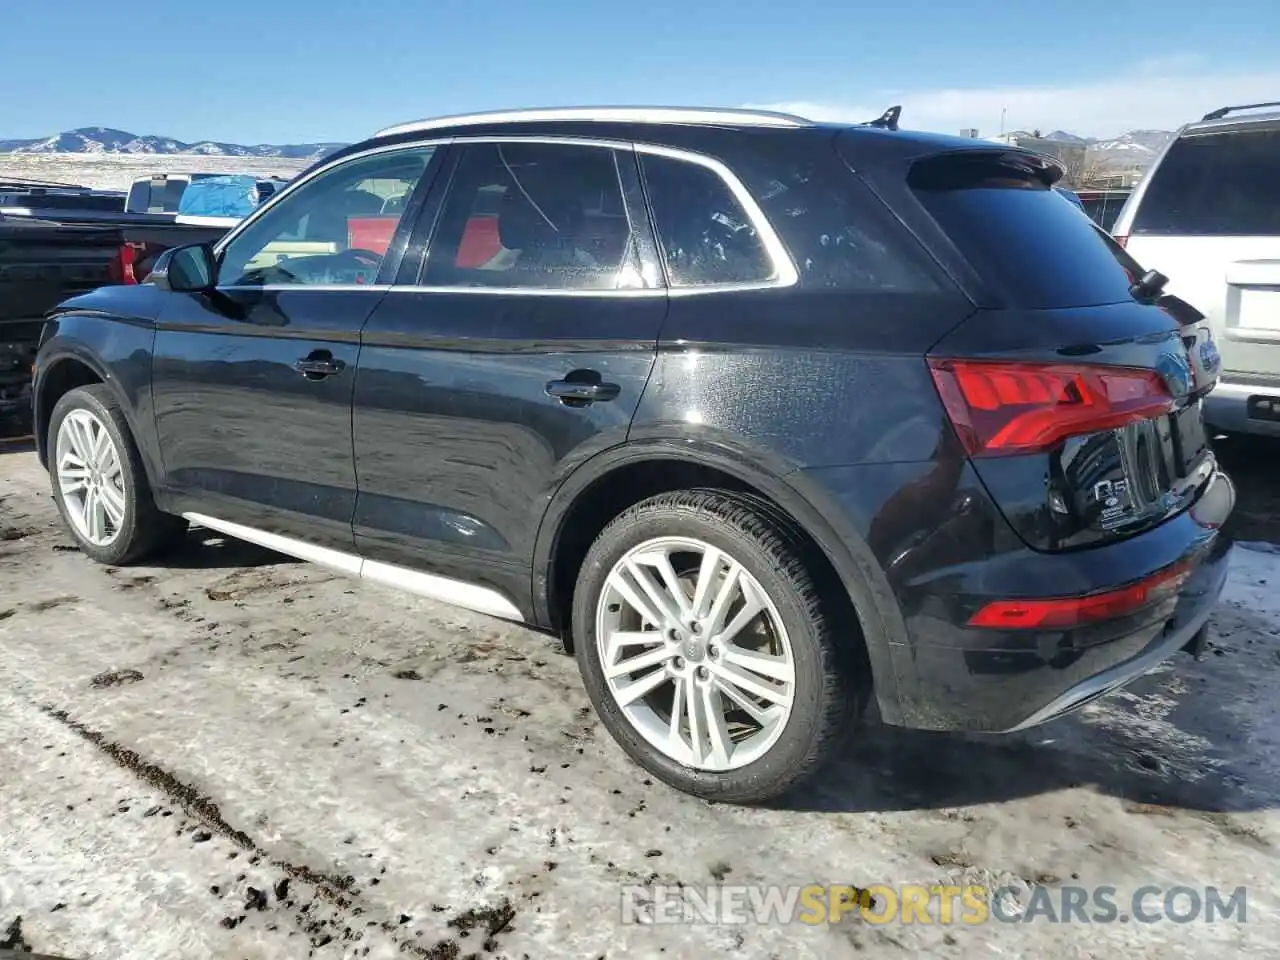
[1079,193,1129,231]
[1132,127,1280,236]
[910,154,1140,308]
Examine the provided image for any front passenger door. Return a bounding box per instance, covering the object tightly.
[151,145,442,550]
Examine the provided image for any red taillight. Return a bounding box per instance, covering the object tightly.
[927,358,1174,458]
[108,242,142,285]
[1113,234,1129,249]
[968,562,1190,630]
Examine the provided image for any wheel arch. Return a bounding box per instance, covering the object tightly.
[531,439,910,724]
[34,348,151,484]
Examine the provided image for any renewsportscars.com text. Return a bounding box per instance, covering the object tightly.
[620,883,1248,926]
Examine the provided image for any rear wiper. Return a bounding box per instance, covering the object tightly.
[1129,268,1169,301]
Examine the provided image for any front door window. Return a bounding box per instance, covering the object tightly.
[218,146,436,287]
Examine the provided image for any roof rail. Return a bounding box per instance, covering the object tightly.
[1200,101,1280,122]
[374,106,813,139]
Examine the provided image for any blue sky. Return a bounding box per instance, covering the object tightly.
[4,0,1279,143]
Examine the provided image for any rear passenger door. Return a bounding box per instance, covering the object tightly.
[351,139,667,615]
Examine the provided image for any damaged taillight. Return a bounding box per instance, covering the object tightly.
[927,358,1174,458]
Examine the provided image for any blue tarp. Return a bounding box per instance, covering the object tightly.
[177,175,264,219]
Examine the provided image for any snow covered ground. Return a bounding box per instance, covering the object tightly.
[0,153,309,193]
[1,444,1279,959]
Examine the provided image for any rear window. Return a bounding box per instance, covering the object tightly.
[910,153,1140,308]
[1078,192,1129,231]
[127,178,187,213]
[1132,127,1280,236]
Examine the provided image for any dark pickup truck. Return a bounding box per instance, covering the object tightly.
[0,212,228,432]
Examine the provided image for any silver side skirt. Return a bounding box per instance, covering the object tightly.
[183,512,525,623]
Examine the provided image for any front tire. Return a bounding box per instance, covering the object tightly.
[48,384,187,565]
[572,489,864,804]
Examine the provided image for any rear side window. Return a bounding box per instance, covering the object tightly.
[640,153,774,287]
[1132,128,1280,236]
[910,152,1140,308]
[751,164,945,291]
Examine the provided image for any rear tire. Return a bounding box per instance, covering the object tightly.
[572,488,864,804]
[48,384,188,565]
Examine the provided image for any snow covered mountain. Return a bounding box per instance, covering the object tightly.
[0,126,345,160]
[1091,129,1175,154]
[995,127,1176,177]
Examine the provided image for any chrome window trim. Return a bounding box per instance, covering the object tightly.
[215,284,394,293]
[386,285,667,299]
[213,133,798,297]
[375,106,812,139]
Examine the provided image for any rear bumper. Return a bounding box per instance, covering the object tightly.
[1001,553,1227,731]
[1203,379,1280,438]
[889,466,1235,732]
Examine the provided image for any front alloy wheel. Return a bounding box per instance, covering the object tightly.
[55,408,127,546]
[48,384,188,565]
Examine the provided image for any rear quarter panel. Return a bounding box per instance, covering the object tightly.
[627,283,978,726]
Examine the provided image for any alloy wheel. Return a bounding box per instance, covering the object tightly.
[55,409,126,547]
[594,536,796,771]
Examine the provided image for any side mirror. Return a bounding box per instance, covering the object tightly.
[152,243,217,293]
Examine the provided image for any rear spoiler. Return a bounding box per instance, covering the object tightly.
[908,148,1066,189]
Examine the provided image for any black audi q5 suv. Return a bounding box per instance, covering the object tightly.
[33,105,1234,803]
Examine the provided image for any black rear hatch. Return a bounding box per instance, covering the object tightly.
[844,141,1215,551]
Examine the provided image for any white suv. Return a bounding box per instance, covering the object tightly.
[1112,102,1280,436]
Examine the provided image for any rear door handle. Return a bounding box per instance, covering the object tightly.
[545,379,621,404]
[294,353,346,380]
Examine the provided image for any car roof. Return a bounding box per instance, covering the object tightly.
[366,105,1041,150]
[295,105,1059,188]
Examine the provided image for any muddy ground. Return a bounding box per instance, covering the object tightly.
[2,435,1279,959]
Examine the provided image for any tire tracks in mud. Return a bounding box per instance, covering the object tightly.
[40,705,519,959]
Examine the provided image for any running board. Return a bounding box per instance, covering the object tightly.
[182,512,525,623]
